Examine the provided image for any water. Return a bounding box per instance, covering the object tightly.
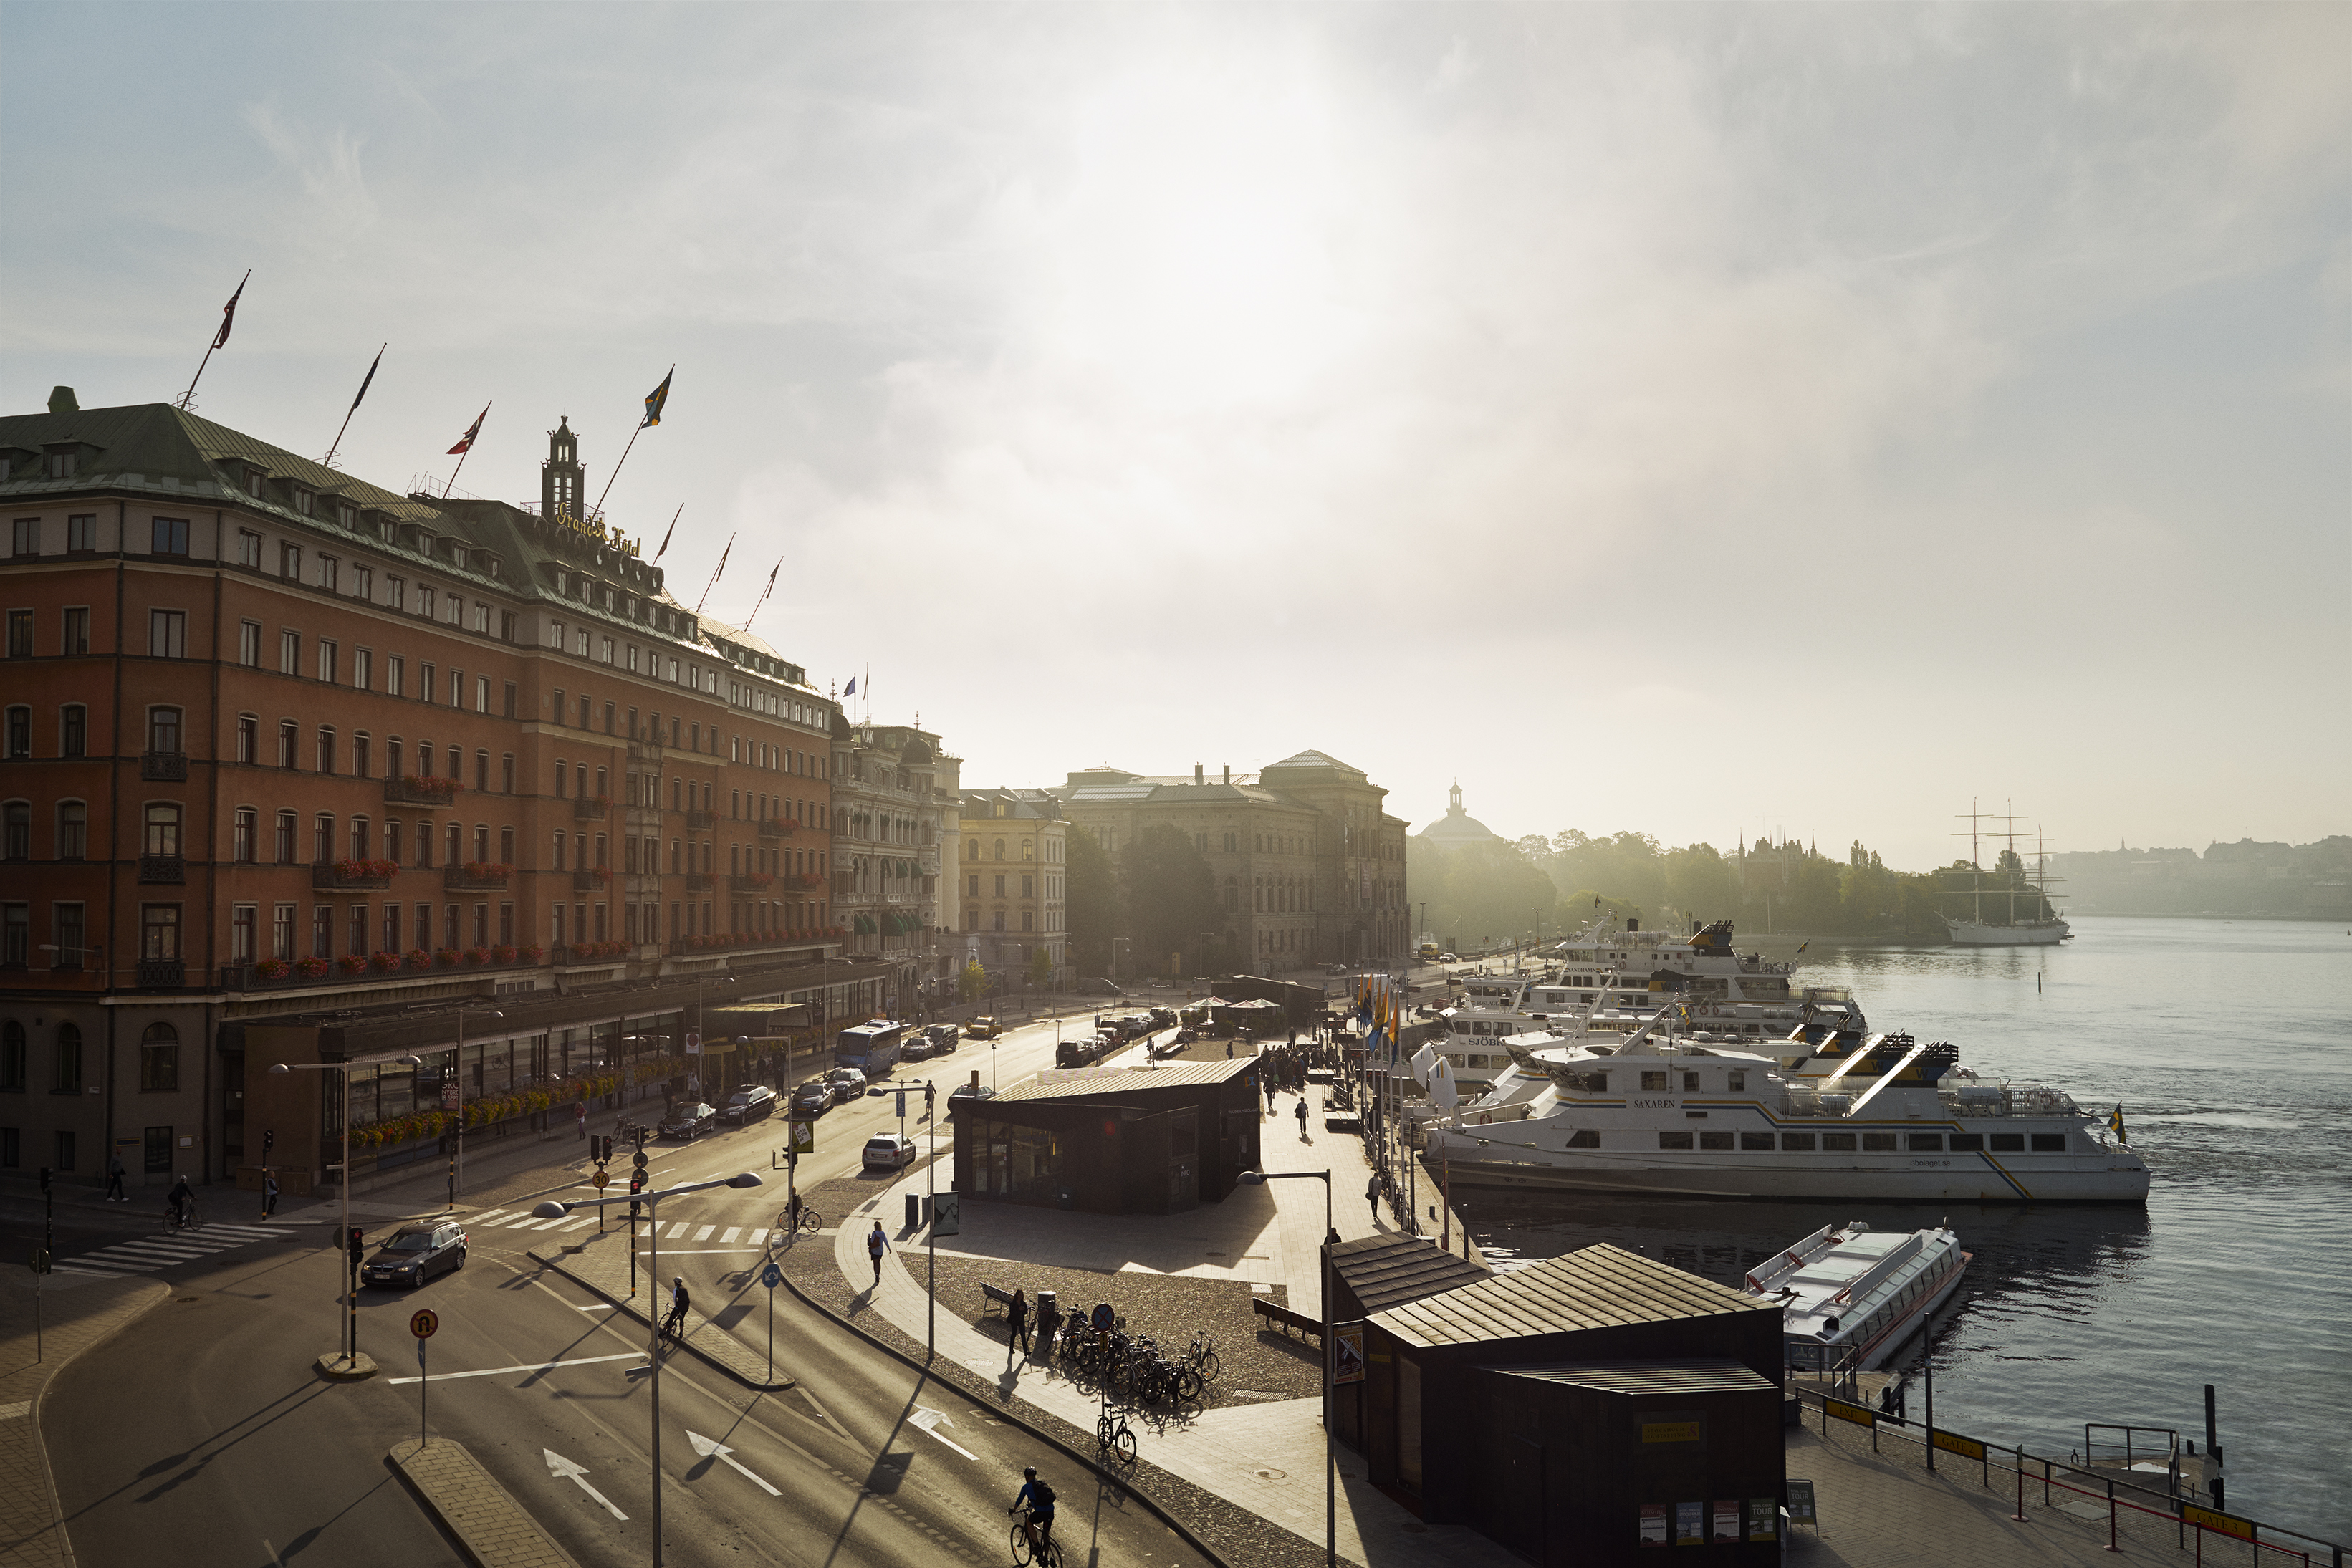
[1459,917,2352,1544]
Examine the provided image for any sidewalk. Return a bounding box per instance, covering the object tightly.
[835,1081,1516,1568]
[0,1270,168,1568]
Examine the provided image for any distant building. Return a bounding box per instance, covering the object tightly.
[956,788,1068,988]
[1415,782,1502,848]
[830,721,948,1013]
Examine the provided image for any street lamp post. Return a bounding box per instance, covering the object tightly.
[1238,1168,1335,1568]
[534,1170,764,1568]
[448,1008,502,1205]
[271,1049,423,1369]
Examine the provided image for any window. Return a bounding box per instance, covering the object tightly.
[0,900,24,966]
[144,802,182,857]
[52,606,87,658]
[1781,1132,1817,1152]
[1989,1133,2025,1153]
[1948,1132,1984,1152]
[140,903,180,961]
[1681,1071,1699,1091]
[388,655,405,697]
[3,709,24,759]
[139,1023,178,1092]
[387,574,405,610]
[1658,1131,1694,1150]
[234,809,256,862]
[1907,1132,1944,1152]
[277,721,297,769]
[317,640,337,683]
[52,1023,82,1093]
[316,727,336,774]
[151,516,189,556]
[352,733,370,777]
[1741,1132,1776,1150]
[1639,1070,1668,1091]
[419,662,434,701]
[318,554,337,592]
[1861,1132,1899,1152]
[1820,1132,1857,1152]
[352,565,371,600]
[148,610,186,658]
[0,1021,22,1090]
[311,905,332,958]
[66,514,94,552]
[56,802,85,860]
[10,519,37,555]
[274,812,296,862]
[279,542,302,580]
[147,706,181,755]
[280,630,299,673]
[503,681,517,719]
[2030,1132,2068,1153]
[1697,1131,1734,1150]
[355,649,373,691]
[237,529,262,567]
[272,902,296,959]
[237,619,261,666]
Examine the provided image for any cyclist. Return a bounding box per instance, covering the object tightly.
[663,1275,690,1345]
[165,1174,196,1230]
[1009,1466,1055,1557]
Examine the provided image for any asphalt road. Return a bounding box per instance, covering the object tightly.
[45,1011,1211,1568]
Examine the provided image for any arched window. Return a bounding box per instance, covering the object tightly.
[143,802,182,857]
[994,839,1006,862]
[1224,876,1239,913]
[0,1021,24,1091]
[4,706,27,759]
[1,802,27,860]
[1022,838,1033,862]
[140,1021,179,1092]
[147,705,182,754]
[52,1022,82,1094]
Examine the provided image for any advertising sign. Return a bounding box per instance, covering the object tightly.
[1785,1480,1818,1527]
[1674,1501,1704,1546]
[1638,1504,1666,1546]
[1331,1321,1366,1385]
[931,1191,960,1237]
[786,1119,815,1154]
[1711,1501,1741,1542]
[1748,1498,1779,1541]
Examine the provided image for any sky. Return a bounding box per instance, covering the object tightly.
[5,3,2347,871]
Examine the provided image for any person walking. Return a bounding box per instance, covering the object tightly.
[104,1153,126,1203]
[1365,1170,1380,1220]
[867,1221,888,1286]
[1008,1288,1032,1356]
[1295,1097,1310,1143]
[261,1168,280,1221]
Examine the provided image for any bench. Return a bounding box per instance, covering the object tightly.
[1253,1297,1322,1341]
[981,1282,1015,1318]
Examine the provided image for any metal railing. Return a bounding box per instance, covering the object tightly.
[135,958,186,988]
[138,854,186,884]
[572,797,609,821]
[140,749,188,781]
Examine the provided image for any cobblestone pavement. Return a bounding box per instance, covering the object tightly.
[390,1438,582,1568]
[0,1271,167,1568]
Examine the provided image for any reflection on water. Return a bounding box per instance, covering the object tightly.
[1459,917,2352,1544]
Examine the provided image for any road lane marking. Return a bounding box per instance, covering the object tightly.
[666,1223,688,1238]
[558,1217,595,1231]
[693,1225,715,1242]
[385,1352,643,1385]
[685,1430,781,1496]
[545,1449,629,1520]
[630,1249,762,1256]
[719,1227,741,1244]
[908,1406,979,1460]
[575,1303,618,1312]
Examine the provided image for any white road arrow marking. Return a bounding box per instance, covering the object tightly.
[686,1430,782,1495]
[908,1405,979,1461]
[544,1449,629,1520]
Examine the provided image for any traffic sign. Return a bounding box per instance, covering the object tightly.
[761,1261,782,1289]
[410,1309,439,1339]
[29,1249,51,1276]
[785,1119,814,1154]
[685,1030,702,1055]
[592,1169,610,1189]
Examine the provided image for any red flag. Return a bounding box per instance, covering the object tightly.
[213,274,248,350]
[446,405,489,456]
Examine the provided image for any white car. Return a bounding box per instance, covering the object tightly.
[862,1134,918,1172]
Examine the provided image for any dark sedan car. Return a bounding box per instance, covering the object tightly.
[719,1085,777,1125]
[949,1081,995,1105]
[660,1101,718,1140]
[361,1221,467,1289]
[824,1069,868,1105]
[789,1081,833,1116]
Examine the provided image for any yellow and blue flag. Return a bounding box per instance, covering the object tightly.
[642,367,674,428]
[2107,1105,2127,1144]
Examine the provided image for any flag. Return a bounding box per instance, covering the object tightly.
[213,273,248,350]
[2107,1105,2127,1145]
[1431,1058,1459,1111]
[347,345,383,414]
[710,534,731,580]
[642,367,674,428]
[1410,1041,1439,1087]
[653,504,679,563]
[447,404,489,455]
[844,675,858,698]
[1796,941,1809,954]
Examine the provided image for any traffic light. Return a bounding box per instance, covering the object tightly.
[37,1167,51,1193]
[261,1129,275,1160]
[632,1145,648,1173]
[599,1134,614,1165]
[628,1173,644,1221]
[346,1228,365,1266]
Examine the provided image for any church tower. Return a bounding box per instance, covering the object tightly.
[542,418,585,522]
[1447,781,1466,818]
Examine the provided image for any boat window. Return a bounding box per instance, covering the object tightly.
[1698,1131,1733,1150]
[1640,1071,1668,1091]
[1566,1129,1599,1148]
[1989,1133,2025,1153]
[1682,1071,1700,1091]
[1947,1132,1984,1152]
[1781,1132,1816,1151]
[1740,1132,1775,1150]
[1861,1132,1898,1152]
[1907,1133,1943,1152]
[1657,1131,1693,1150]
[2031,1133,2068,1153]
[1728,1072,1746,1092]
[1820,1132,1856,1151]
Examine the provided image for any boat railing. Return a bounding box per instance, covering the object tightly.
[1936,1084,2083,1118]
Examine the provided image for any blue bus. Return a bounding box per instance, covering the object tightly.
[835,1021,905,1079]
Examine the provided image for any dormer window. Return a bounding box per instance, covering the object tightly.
[244,465,267,497]
[293,487,315,516]
[336,501,357,528]
[47,449,79,480]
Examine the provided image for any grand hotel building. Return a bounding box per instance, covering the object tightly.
[0,388,871,1194]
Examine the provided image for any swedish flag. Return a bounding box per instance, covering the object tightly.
[642,367,674,428]
[2107,1104,2128,1145]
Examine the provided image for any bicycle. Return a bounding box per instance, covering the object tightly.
[1095,1405,1137,1468]
[776,1204,823,1237]
[1009,1505,1062,1566]
[165,1203,203,1233]
[659,1308,688,1352]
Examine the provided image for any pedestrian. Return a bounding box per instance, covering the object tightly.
[104,1153,126,1203]
[1365,1170,1379,1217]
[575,1100,587,1140]
[261,1168,279,1221]
[1009,1288,1032,1356]
[867,1221,888,1286]
[1224,1038,1234,1060]
[1295,1097,1310,1142]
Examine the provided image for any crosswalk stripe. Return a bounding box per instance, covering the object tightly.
[692,1225,714,1242]
[501,1215,545,1228]
[719,1227,741,1244]
[56,1261,145,1276]
[469,1210,514,1223]
[666,1223,688,1239]
[558,1217,595,1231]
[92,1244,216,1260]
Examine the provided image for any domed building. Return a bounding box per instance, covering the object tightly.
[1416,783,1502,847]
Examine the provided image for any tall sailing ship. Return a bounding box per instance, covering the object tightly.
[1941,802,2071,946]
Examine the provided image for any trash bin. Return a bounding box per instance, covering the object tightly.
[905,1192,921,1231]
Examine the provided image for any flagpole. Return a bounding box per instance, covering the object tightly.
[694,533,734,615]
[177,268,249,412]
[323,343,385,468]
[592,364,674,521]
[444,402,491,501]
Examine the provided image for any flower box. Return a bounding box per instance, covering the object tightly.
[464,946,493,966]
[405,948,434,971]
[385,775,464,806]
[369,951,403,973]
[433,948,462,968]
[295,956,332,978]
[492,943,518,964]
[255,957,292,980]
[336,954,368,975]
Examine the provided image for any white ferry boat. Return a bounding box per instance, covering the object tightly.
[1745,1221,1970,1371]
[1526,920,1871,1044]
[1426,1004,2150,1203]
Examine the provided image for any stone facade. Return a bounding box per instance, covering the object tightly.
[828,720,947,1014]
[955,789,1069,989]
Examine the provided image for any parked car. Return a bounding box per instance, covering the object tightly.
[789,1081,833,1116]
[862,1133,918,1171]
[719,1085,777,1125]
[900,1037,936,1062]
[362,1221,467,1289]
[925,1024,959,1052]
[1438,952,1459,963]
[824,1068,868,1105]
[949,1082,995,1104]
[967,1016,1002,1039]
[660,1102,718,1140]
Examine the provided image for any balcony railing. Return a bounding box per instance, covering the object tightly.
[627,739,664,763]
[140,750,188,781]
[684,809,716,830]
[442,864,512,891]
[757,818,795,841]
[683,872,714,893]
[385,776,461,807]
[135,958,186,988]
[312,860,395,890]
[728,872,775,894]
[138,855,186,884]
[572,868,613,893]
[572,797,609,821]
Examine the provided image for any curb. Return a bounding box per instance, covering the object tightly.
[24,1278,171,1568]
[315,1351,380,1381]
[776,1259,1238,1568]
[389,1438,582,1568]
[527,1242,795,1392]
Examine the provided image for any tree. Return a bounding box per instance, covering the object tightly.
[1065,825,1118,977]
[958,958,988,1003]
[1027,946,1054,990]
[1122,824,1220,978]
